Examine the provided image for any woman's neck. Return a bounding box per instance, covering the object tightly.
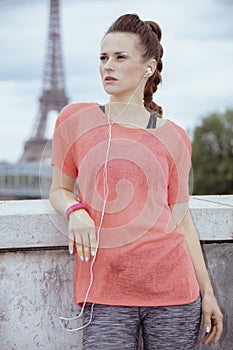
[109,92,144,106]
[105,101,150,128]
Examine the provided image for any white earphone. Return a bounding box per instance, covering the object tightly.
[145,66,153,76]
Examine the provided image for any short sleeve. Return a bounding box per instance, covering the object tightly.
[167,131,192,205]
[51,106,78,178]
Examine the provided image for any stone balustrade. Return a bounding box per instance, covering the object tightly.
[0,195,232,349]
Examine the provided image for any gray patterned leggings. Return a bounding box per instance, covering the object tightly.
[83,296,201,350]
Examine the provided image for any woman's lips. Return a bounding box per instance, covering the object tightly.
[104,76,117,83]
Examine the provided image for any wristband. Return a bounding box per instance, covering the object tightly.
[65,203,89,220]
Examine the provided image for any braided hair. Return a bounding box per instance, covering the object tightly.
[105,14,164,116]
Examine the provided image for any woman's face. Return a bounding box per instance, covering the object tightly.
[99,32,148,100]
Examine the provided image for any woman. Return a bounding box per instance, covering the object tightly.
[50,13,223,350]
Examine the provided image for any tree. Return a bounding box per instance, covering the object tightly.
[191,109,233,195]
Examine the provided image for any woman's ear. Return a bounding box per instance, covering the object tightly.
[147,59,157,74]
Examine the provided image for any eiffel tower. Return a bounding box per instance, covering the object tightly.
[20,0,69,162]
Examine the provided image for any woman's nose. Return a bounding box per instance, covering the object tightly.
[104,58,114,71]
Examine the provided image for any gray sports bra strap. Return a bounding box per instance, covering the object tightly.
[99,105,105,113]
[98,105,157,129]
[146,114,157,129]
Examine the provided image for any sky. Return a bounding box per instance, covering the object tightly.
[0,0,233,163]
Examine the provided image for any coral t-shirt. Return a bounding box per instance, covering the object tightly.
[51,102,200,307]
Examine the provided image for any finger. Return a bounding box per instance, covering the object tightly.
[213,318,223,344]
[75,233,84,261]
[68,230,75,255]
[89,229,97,257]
[201,324,211,345]
[207,326,217,344]
[203,311,212,335]
[201,325,217,345]
[82,233,90,262]
[201,311,212,345]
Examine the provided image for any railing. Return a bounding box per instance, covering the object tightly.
[0,195,232,349]
[0,163,52,198]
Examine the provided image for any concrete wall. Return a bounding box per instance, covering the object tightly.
[0,195,232,350]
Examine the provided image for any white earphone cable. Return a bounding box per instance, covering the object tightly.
[59,69,148,332]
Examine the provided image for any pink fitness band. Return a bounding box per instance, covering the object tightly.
[65,203,89,220]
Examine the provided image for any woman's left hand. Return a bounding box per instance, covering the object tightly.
[201,293,223,346]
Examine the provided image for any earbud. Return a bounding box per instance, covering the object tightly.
[145,66,152,76]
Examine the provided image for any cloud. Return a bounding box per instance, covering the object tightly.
[0,0,233,162]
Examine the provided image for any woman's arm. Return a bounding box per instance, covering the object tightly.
[49,166,78,214]
[49,166,96,260]
[169,202,223,345]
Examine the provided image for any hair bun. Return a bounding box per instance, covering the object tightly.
[145,20,162,41]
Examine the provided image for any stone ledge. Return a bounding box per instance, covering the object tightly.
[0,195,232,250]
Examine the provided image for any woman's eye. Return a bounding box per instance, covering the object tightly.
[117,55,126,60]
[100,56,108,62]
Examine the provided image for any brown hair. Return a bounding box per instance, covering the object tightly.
[105,14,163,116]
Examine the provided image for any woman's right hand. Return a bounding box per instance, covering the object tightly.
[68,209,97,261]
